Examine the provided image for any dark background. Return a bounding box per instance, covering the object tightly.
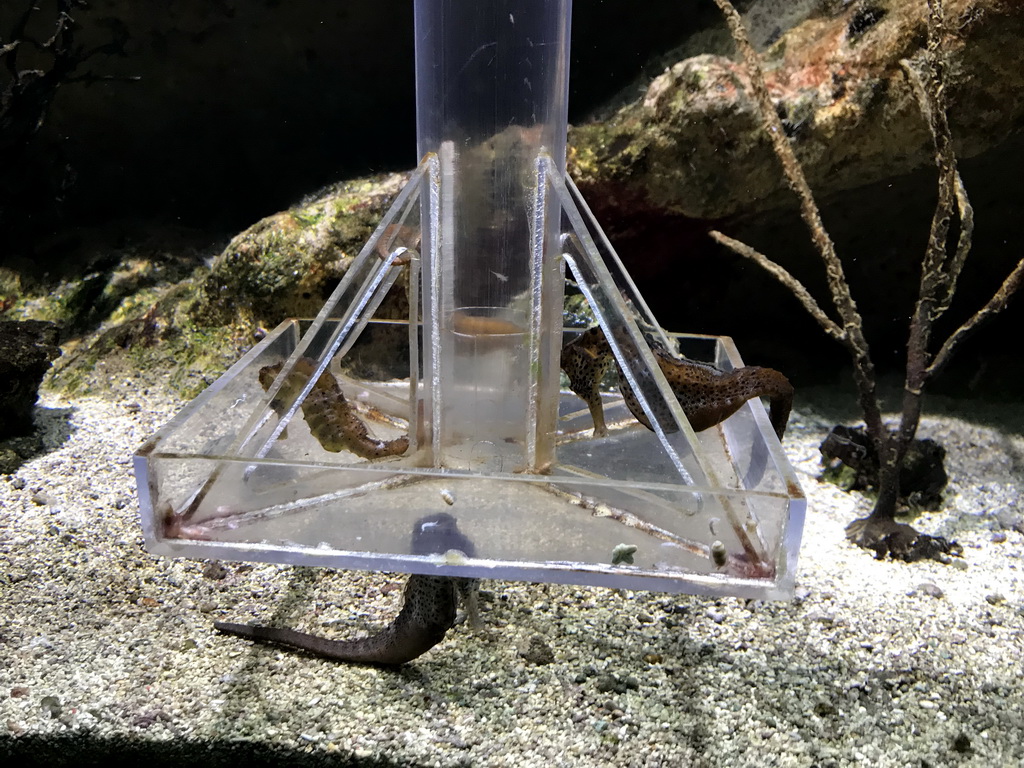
[2,0,716,238]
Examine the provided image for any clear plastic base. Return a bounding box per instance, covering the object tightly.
[135,151,804,599]
[136,316,805,599]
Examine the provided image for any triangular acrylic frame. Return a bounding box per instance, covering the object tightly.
[135,154,805,599]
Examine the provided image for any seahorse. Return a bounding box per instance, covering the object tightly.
[267,327,791,456]
[259,357,409,459]
[560,326,793,440]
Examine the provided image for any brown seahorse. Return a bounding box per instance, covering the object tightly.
[259,357,409,459]
[214,513,479,665]
[560,326,793,440]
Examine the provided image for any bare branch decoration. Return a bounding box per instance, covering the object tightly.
[707,230,845,341]
[708,0,1023,557]
[710,0,884,440]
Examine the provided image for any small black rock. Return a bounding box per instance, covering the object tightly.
[952,732,972,754]
[0,320,61,439]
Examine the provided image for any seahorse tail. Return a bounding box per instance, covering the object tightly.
[351,434,410,460]
[213,621,444,666]
[213,574,458,666]
[733,366,793,440]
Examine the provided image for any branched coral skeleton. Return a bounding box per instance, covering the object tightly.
[708,0,1023,556]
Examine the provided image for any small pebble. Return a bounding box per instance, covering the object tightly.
[39,696,62,718]
[917,582,944,598]
[203,562,229,580]
[994,508,1024,533]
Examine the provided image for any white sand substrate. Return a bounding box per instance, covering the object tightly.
[1,376,1021,767]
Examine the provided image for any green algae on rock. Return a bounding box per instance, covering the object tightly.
[43,173,413,398]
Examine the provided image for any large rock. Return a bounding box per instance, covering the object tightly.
[569,0,1024,220]
[44,174,412,398]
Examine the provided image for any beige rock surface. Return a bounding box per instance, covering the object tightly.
[569,0,1024,219]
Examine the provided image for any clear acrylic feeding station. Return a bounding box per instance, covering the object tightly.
[135,0,805,600]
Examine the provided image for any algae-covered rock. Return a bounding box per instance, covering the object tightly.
[48,173,409,398]
[569,0,1024,220]
[191,172,409,329]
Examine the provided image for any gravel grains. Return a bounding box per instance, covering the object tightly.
[1,380,1022,767]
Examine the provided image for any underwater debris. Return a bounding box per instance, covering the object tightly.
[819,425,948,510]
[611,543,638,566]
[845,515,962,564]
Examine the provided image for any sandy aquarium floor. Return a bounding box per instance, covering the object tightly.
[0,375,1022,768]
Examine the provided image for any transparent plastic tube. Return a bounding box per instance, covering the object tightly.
[413,0,572,471]
[414,0,570,175]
